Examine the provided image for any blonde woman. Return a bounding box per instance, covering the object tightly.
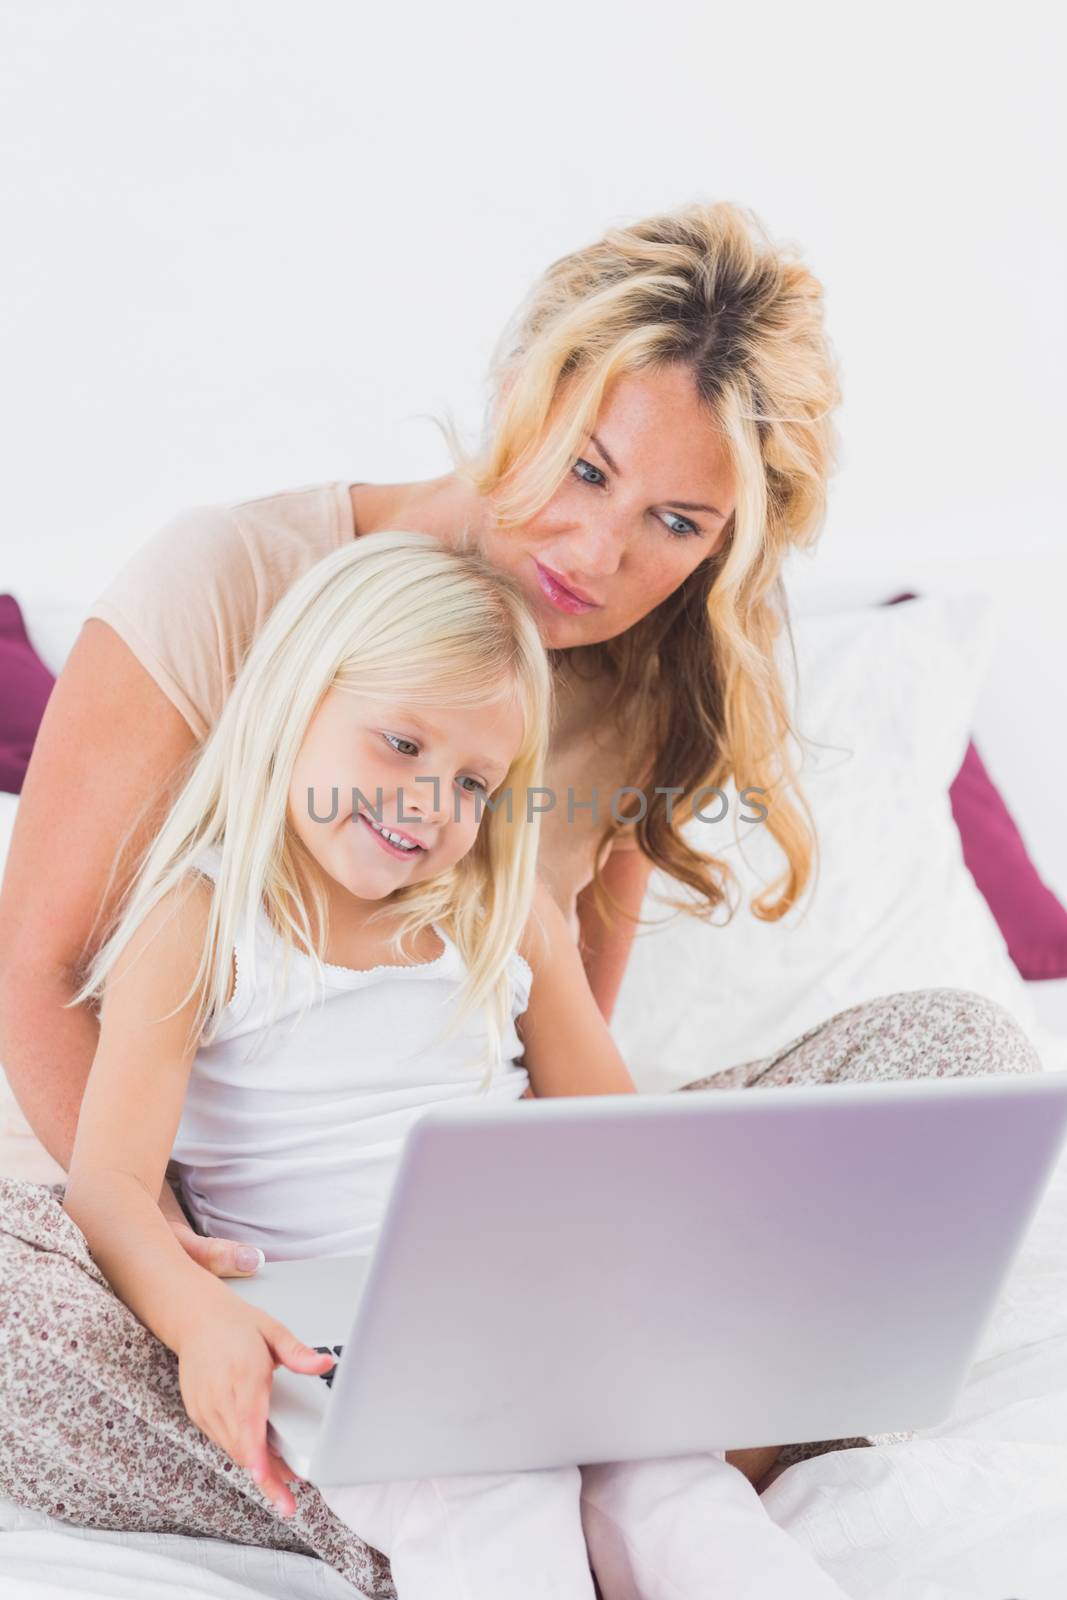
[0,202,1040,1587]
[43,534,845,1599]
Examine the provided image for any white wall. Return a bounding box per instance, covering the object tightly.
[1,0,1063,603]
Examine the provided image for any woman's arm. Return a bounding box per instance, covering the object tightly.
[0,619,259,1275]
[518,881,637,1098]
[575,845,655,1024]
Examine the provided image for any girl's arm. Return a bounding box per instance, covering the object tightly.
[517,880,638,1098]
[61,874,332,1515]
[62,876,242,1345]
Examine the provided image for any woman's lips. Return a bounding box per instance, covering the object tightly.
[534,561,603,615]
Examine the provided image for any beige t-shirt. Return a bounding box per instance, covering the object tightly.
[87,482,642,939]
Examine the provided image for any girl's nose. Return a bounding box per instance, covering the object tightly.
[399,779,451,826]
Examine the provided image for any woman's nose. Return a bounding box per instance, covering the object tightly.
[560,514,626,580]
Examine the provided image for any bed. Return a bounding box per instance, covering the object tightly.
[2,550,1067,1597]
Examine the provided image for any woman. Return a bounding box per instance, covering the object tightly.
[0,200,1041,1594]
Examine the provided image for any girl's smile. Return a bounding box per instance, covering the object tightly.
[357,810,429,859]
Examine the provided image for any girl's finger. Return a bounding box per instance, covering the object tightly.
[242,1409,296,1517]
[268,1441,303,1488]
[262,1319,337,1376]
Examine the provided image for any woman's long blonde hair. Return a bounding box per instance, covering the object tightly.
[70,533,553,1088]
[448,199,842,927]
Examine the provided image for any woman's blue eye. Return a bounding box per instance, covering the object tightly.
[575,457,698,540]
[572,458,606,487]
[660,512,699,539]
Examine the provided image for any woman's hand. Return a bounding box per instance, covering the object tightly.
[176,1303,337,1516]
[158,1173,265,1279]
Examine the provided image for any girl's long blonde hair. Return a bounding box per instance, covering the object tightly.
[70,533,553,1088]
[447,199,842,928]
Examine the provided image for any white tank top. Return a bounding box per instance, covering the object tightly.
[171,844,532,1261]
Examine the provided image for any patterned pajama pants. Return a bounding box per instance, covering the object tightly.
[0,986,1043,1598]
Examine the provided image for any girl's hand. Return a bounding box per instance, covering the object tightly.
[177,1305,336,1517]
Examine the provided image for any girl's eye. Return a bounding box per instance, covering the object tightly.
[385,736,488,796]
[659,511,700,540]
[572,457,606,488]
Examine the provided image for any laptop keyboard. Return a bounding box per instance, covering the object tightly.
[312,1345,344,1389]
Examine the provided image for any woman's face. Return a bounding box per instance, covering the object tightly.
[483,362,736,649]
[287,685,525,903]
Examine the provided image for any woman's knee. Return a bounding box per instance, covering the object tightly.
[903,986,1043,1078]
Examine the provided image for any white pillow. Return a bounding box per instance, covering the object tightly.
[611,593,1061,1092]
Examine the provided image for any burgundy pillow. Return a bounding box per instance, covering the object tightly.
[885,591,1067,980]
[0,594,55,794]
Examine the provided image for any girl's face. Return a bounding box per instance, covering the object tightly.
[482,362,737,650]
[287,686,526,903]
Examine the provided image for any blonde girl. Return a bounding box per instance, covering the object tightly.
[57,533,849,1599]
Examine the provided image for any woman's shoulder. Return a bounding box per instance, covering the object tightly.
[84,482,356,741]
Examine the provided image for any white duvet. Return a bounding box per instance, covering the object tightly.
[2,1143,1065,1600]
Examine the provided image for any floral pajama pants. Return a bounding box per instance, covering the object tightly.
[0,986,1043,1598]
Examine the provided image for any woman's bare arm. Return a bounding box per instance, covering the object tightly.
[575,845,655,1023]
[0,620,192,1161]
[0,619,259,1276]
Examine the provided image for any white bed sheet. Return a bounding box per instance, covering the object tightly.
[761,1131,1067,1599]
[3,1137,1066,1599]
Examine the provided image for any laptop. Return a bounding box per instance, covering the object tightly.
[225,1069,1067,1487]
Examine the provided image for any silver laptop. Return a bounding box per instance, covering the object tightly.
[226,1069,1067,1487]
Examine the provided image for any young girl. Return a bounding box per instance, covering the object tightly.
[61,531,846,1600]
